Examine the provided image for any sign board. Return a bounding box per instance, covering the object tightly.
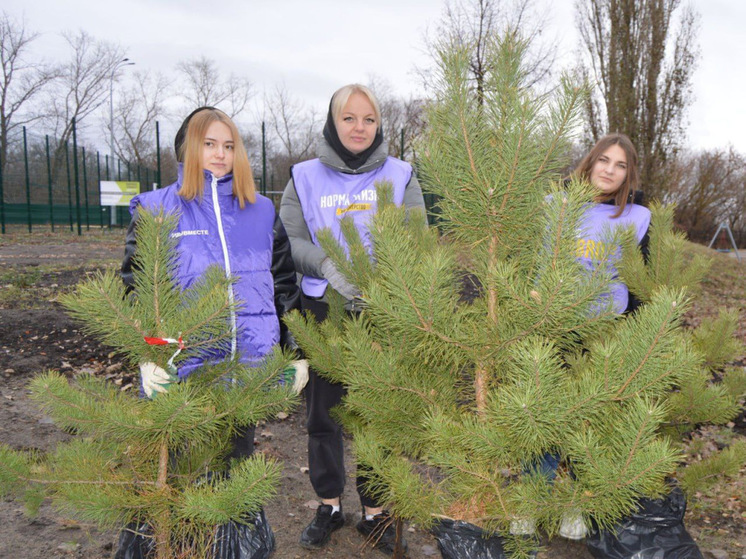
[99,181,140,206]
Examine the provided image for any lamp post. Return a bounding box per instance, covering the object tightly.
[109,57,135,169]
[108,58,134,226]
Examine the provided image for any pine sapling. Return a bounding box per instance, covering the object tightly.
[0,209,297,559]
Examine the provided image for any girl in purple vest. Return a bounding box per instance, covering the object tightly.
[280,84,426,555]
[121,107,304,456]
[511,133,651,540]
[119,108,303,557]
[573,133,651,315]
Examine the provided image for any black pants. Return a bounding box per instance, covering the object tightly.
[227,424,256,462]
[302,295,379,509]
[166,409,254,470]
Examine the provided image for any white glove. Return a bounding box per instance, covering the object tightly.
[559,510,588,540]
[321,258,360,300]
[282,359,309,395]
[291,359,309,395]
[139,362,176,399]
[509,518,536,536]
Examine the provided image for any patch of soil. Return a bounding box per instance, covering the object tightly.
[1,235,743,559]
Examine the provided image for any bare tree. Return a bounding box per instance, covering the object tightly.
[0,12,58,172]
[666,147,745,242]
[367,76,426,161]
[576,0,700,200]
[726,169,746,246]
[177,56,253,119]
[266,85,320,161]
[262,85,322,188]
[108,71,169,170]
[421,0,557,103]
[45,30,125,180]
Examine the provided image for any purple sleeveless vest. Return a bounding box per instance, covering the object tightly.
[577,202,651,314]
[130,171,279,377]
[292,156,412,297]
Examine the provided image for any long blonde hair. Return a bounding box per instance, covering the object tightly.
[178,108,256,208]
[573,133,640,218]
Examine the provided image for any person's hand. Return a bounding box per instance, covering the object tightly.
[282,359,309,395]
[139,362,176,398]
[321,258,360,300]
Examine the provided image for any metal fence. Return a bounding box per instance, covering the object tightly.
[0,121,438,234]
[0,120,160,234]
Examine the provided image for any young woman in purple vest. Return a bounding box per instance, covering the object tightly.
[511,133,651,540]
[121,107,304,458]
[280,84,427,554]
[573,133,651,316]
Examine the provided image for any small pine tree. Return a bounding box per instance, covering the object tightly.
[618,202,711,302]
[0,210,296,559]
[285,32,743,557]
[618,204,746,435]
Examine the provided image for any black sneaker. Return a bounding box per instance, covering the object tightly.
[299,504,345,549]
[356,510,408,556]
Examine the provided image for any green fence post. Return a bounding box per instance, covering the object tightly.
[65,141,73,232]
[72,118,82,236]
[0,152,4,235]
[46,135,54,231]
[97,152,104,229]
[114,157,121,225]
[23,126,32,232]
[156,121,161,189]
[261,121,267,196]
[0,139,5,234]
[82,147,90,230]
[105,154,112,229]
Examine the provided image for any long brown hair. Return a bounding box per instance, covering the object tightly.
[178,108,256,208]
[573,133,639,218]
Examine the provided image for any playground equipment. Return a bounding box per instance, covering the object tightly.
[707,222,742,262]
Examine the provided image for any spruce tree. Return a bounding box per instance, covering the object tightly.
[0,210,297,559]
[285,33,744,557]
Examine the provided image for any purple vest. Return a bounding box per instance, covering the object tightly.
[577,202,651,314]
[130,171,279,377]
[292,157,412,297]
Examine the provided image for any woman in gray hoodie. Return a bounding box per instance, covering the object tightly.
[280,83,425,555]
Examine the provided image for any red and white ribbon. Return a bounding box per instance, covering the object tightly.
[143,334,185,372]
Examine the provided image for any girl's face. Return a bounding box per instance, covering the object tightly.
[201,121,234,178]
[335,92,378,154]
[590,144,627,195]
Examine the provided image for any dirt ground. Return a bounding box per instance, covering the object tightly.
[0,228,744,559]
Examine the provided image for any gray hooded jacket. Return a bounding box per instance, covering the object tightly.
[279,139,426,299]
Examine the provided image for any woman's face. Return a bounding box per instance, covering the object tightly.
[590,144,627,195]
[201,121,234,178]
[335,92,378,154]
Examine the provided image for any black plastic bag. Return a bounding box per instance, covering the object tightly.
[431,518,509,559]
[113,509,274,559]
[113,522,155,559]
[586,487,703,559]
[212,508,275,559]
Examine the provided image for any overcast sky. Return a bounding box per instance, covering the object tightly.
[5,0,745,154]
